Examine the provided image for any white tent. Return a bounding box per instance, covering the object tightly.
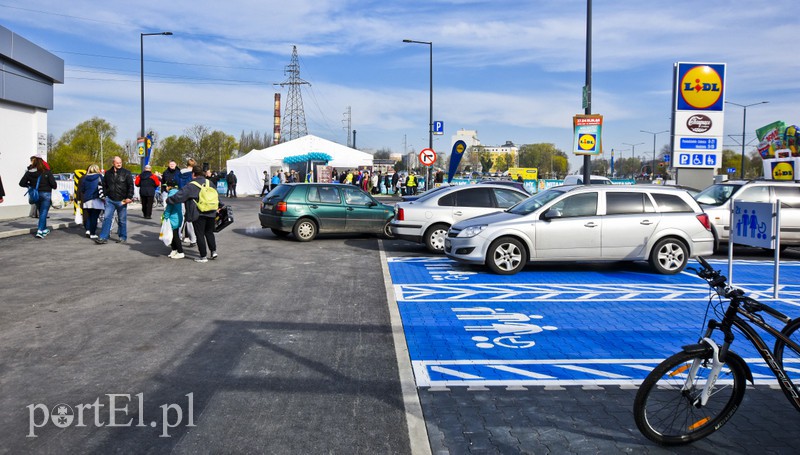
[226,134,374,195]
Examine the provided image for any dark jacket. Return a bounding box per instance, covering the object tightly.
[102,166,134,201]
[79,173,103,201]
[19,169,57,192]
[166,176,216,222]
[391,173,399,186]
[162,167,180,190]
[135,171,161,197]
[0,175,5,199]
[226,172,237,185]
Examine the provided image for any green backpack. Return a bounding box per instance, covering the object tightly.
[191,180,219,212]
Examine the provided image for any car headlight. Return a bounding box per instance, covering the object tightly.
[458,225,487,238]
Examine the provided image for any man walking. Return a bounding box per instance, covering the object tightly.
[135,164,160,219]
[391,171,400,195]
[95,156,134,244]
[226,170,238,198]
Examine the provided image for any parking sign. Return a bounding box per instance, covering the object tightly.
[433,121,444,135]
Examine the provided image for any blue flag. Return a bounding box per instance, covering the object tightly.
[447,140,467,183]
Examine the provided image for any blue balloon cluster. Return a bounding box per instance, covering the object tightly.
[283,152,332,164]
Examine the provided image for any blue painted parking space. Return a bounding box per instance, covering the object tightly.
[387,257,800,387]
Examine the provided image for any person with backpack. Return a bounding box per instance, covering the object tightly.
[162,180,185,259]
[177,158,198,246]
[79,164,104,239]
[167,165,219,263]
[19,156,57,238]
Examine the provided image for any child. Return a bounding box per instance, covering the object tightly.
[162,180,184,259]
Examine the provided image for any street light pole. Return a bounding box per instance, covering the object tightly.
[141,31,172,172]
[623,142,643,177]
[725,100,769,179]
[640,130,668,180]
[403,39,433,191]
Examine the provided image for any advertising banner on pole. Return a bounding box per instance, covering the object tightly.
[572,115,603,156]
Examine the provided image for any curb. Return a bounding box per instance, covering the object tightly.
[0,221,77,239]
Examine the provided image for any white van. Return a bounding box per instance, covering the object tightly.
[562,175,613,185]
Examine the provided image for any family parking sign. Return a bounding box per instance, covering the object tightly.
[731,201,775,249]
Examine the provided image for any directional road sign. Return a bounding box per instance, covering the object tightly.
[419,148,437,166]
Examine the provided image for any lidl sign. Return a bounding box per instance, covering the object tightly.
[676,63,725,112]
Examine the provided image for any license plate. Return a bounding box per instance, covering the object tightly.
[265,204,273,210]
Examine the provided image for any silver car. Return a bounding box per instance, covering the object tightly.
[390,184,529,253]
[694,180,800,251]
[445,185,714,275]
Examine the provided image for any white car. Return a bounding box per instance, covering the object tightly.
[390,184,529,253]
[445,185,714,275]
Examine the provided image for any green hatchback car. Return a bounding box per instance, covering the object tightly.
[259,183,395,241]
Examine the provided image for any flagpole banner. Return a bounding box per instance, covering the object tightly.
[447,140,467,183]
[573,114,603,156]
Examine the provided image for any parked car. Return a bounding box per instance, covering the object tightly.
[562,174,613,185]
[478,179,530,194]
[259,183,395,241]
[400,184,452,202]
[445,185,714,275]
[390,184,529,253]
[694,179,800,251]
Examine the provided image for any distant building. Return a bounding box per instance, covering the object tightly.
[0,25,64,219]
[484,141,519,172]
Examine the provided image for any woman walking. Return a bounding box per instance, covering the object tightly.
[19,156,57,238]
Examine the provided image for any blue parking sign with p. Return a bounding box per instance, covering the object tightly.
[433,121,444,135]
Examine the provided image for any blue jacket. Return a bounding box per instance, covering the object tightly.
[79,173,102,201]
[162,188,183,229]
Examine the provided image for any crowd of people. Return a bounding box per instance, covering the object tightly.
[260,168,422,196]
[16,156,228,263]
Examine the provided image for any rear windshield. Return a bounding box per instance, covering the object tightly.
[263,184,292,203]
[508,187,567,215]
[694,184,743,206]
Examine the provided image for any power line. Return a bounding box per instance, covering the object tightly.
[67,67,269,85]
[55,50,278,72]
[0,3,129,26]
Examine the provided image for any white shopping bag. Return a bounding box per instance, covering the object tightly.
[159,218,173,246]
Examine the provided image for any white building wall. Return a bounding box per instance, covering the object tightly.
[0,100,48,219]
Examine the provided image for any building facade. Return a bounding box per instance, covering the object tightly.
[0,25,64,219]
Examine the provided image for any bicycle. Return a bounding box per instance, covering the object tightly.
[633,256,800,445]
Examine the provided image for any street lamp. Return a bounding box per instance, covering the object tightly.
[403,39,432,191]
[640,130,668,180]
[725,100,769,179]
[141,31,172,171]
[623,142,644,177]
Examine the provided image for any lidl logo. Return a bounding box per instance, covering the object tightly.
[772,161,794,180]
[677,63,725,111]
[455,143,465,154]
[578,134,596,151]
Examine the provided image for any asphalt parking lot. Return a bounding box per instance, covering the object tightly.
[2,196,800,454]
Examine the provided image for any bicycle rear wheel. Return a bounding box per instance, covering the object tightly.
[633,350,746,445]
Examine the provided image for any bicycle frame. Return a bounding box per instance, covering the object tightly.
[699,297,800,412]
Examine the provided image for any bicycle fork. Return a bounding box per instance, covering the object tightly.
[684,337,725,407]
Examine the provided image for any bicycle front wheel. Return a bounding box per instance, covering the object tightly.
[633,350,746,445]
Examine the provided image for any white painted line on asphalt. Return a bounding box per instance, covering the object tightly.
[552,364,631,379]
[489,365,556,379]
[429,366,483,380]
[379,240,432,455]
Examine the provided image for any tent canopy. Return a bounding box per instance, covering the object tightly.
[226,134,374,195]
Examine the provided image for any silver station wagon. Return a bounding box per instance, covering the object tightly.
[445,185,715,275]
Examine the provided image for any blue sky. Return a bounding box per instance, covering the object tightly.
[2,0,796,171]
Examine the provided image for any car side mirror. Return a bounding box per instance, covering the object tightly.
[367,201,377,207]
[543,208,562,221]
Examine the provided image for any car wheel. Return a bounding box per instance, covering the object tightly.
[292,219,317,242]
[650,237,688,274]
[271,228,290,238]
[424,223,450,253]
[486,237,527,275]
[381,219,395,239]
